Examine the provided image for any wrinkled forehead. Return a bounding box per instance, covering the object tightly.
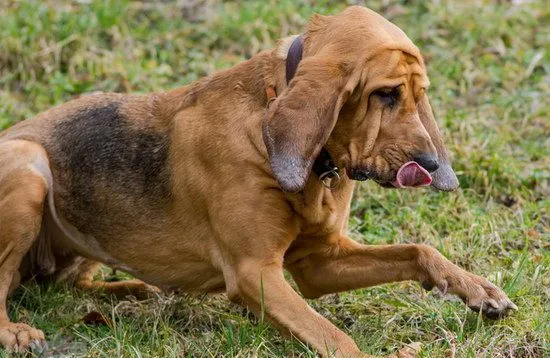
[347,8,429,90]
[307,6,429,89]
[364,49,430,91]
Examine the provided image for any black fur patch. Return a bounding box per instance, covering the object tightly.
[50,102,170,235]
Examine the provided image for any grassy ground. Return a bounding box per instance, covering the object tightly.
[0,0,548,357]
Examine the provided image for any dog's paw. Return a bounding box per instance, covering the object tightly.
[98,279,161,300]
[126,281,162,300]
[423,269,518,319]
[457,274,518,319]
[0,321,46,354]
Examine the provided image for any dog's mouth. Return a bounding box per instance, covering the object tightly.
[349,161,432,188]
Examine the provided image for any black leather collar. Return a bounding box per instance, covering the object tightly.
[285,35,303,84]
[285,35,340,185]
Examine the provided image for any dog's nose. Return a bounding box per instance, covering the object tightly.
[349,168,372,181]
[413,153,439,173]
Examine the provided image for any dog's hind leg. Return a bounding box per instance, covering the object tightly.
[0,140,49,353]
[72,260,160,300]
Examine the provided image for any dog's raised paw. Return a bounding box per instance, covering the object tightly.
[466,293,518,320]
[456,274,518,319]
[425,265,518,320]
[0,321,46,354]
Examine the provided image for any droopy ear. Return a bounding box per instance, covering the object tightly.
[262,58,355,192]
[417,93,459,191]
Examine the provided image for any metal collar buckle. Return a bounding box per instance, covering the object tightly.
[318,167,340,189]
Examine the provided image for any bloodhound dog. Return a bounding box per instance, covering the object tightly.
[0,6,517,357]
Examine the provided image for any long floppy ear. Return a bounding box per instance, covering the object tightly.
[417,93,459,191]
[263,58,355,192]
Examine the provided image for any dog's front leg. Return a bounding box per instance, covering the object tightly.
[224,259,418,357]
[287,237,517,318]
[0,141,50,353]
[225,259,362,357]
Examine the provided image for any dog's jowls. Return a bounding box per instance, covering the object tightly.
[0,6,516,357]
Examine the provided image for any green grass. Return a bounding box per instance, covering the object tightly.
[1,0,548,357]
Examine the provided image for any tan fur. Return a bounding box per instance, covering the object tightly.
[0,6,515,357]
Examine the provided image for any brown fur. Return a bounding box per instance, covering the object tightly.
[0,6,516,357]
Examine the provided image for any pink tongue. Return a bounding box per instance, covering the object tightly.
[391,161,432,188]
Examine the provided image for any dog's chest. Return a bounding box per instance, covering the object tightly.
[291,183,353,236]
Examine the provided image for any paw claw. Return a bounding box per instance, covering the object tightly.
[31,338,47,354]
[487,298,499,309]
[438,280,449,295]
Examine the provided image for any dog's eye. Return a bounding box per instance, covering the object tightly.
[373,87,400,108]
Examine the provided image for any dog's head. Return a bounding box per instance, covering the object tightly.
[263,6,459,193]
